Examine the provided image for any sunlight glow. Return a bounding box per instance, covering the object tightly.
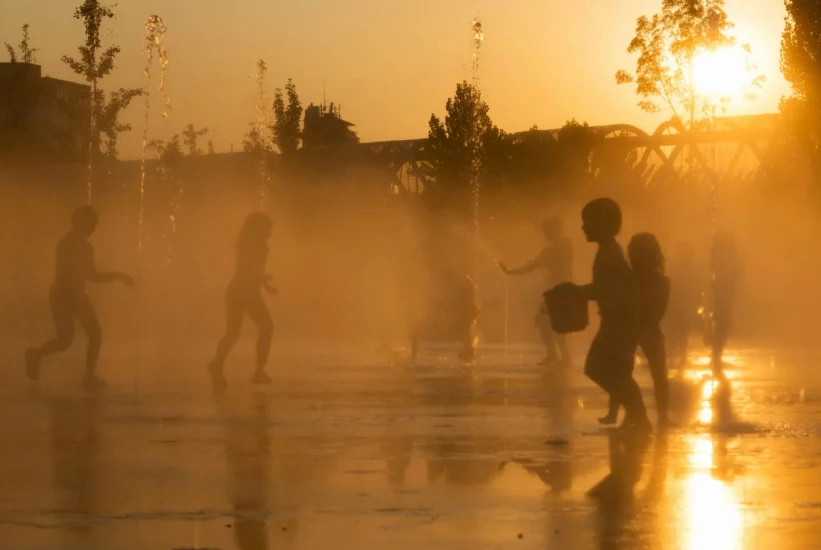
[698,378,716,424]
[692,46,748,102]
[686,438,742,550]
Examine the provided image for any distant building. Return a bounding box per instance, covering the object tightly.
[0,62,90,161]
[302,102,359,151]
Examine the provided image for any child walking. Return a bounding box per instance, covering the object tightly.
[580,199,650,432]
[600,233,670,428]
[25,206,134,393]
[208,212,277,390]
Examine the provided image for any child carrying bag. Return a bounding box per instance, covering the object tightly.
[543,283,588,334]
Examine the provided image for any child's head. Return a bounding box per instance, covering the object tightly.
[628,232,665,274]
[71,205,99,238]
[581,198,621,242]
[542,216,563,242]
[239,212,272,245]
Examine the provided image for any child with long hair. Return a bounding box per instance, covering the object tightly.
[600,232,670,428]
[208,212,277,390]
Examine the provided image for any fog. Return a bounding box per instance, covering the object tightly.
[1,136,817,387]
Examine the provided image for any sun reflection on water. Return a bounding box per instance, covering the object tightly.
[698,379,715,424]
[686,437,742,550]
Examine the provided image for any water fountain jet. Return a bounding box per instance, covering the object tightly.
[255,59,271,209]
[139,15,170,253]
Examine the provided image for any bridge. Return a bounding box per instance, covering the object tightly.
[358,114,780,195]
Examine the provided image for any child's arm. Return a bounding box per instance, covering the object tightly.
[500,250,548,276]
[86,247,134,285]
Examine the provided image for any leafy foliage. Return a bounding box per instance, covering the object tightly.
[781,0,821,152]
[427,81,505,199]
[616,0,763,126]
[95,88,143,159]
[504,120,598,195]
[243,125,271,154]
[182,123,209,156]
[272,79,303,155]
[5,23,37,63]
[148,135,183,164]
[61,0,120,83]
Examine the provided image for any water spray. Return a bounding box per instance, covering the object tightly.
[468,18,484,279]
[471,18,484,84]
[255,59,270,209]
[139,15,170,253]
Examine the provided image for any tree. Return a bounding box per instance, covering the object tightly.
[62,1,120,87]
[148,135,183,165]
[616,0,763,127]
[182,123,209,156]
[272,79,303,155]
[62,0,121,157]
[781,0,821,152]
[5,23,37,63]
[243,124,271,154]
[427,80,505,210]
[95,87,143,159]
[505,121,598,196]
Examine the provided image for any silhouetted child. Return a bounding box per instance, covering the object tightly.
[25,206,134,393]
[666,242,699,365]
[600,233,670,427]
[580,198,649,432]
[500,216,574,366]
[208,212,276,390]
[711,232,740,379]
[411,267,478,363]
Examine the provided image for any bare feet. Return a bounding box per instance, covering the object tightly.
[25,348,40,381]
[252,370,272,385]
[598,413,619,426]
[208,361,227,391]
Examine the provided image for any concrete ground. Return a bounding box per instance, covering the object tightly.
[1,343,820,549]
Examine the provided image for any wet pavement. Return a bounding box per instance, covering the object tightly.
[2,344,821,549]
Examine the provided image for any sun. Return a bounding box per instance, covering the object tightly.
[692,46,749,103]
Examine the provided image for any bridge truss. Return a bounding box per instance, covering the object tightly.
[358,114,780,195]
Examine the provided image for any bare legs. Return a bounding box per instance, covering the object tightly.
[26,290,105,392]
[601,327,667,427]
[586,328,650,432]
[209,284,273,389]
[535,310,570,366]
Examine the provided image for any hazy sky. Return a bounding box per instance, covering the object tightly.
[1,0,790,159]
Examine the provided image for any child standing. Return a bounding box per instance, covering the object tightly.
[711,232,740,379]
[600,233,670,427]
[25,206,134,393]
[500,216,574,366]
[580,199,650,432]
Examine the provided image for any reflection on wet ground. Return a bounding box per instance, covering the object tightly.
[2,345,821,549]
